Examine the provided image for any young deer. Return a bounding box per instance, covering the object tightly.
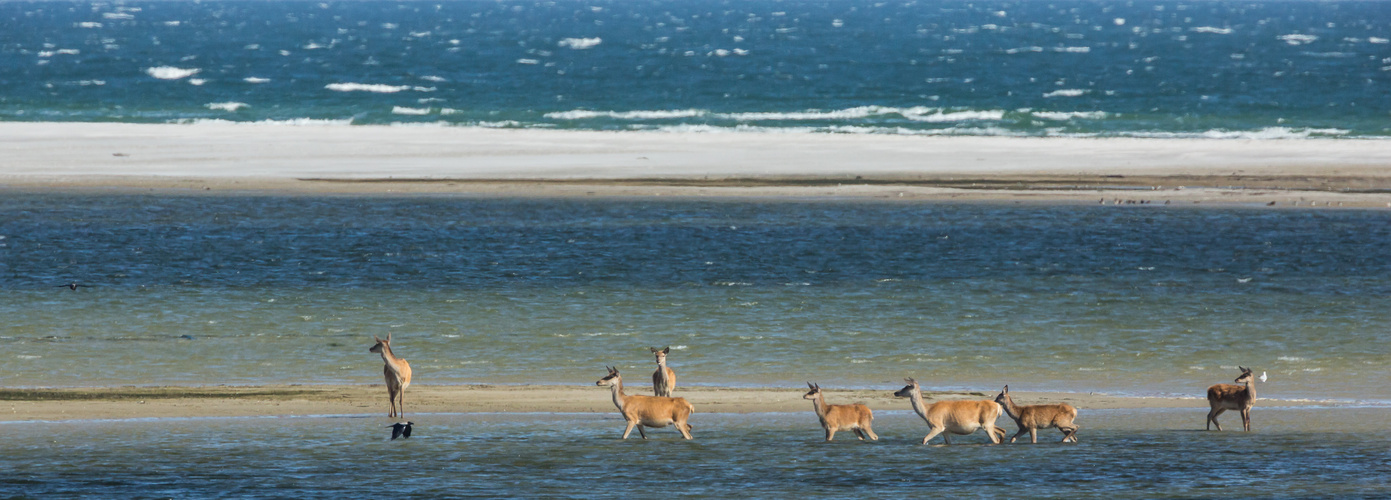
[369,333,412,418]
[595,366,694,440]
[1206,366,1257,431]
[650,346,676,397]
[893,378,1003,445]
[802,383,878,442]
[993,385,1079,443]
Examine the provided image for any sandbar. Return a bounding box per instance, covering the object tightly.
[2,122,1391,207]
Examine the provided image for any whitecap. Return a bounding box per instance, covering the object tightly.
[1371,37,1389,44]
[392,106,431,115]
[205,102,249,111]
[1043,89,1089,98]
[419,75,447,82]
[1054,46,1091,53]
[1032,111,1107,120]
[243,77,270,83]
[1278,356,1307,362]
[1191,26,1233,35]
[904,109,1005,122]
[324,82,410,93]
[145,66,200,80]
[76,22,102,28]
[1278,34,1318,45]
[177,118,354,126]
[670,345,688,350]
[545,109,707,120]
[188,78,206,86]
[164,21,181,26]
[16,355,41,360]
[101,12,134,20]
[516,58,540,65]
[558,37,602,49]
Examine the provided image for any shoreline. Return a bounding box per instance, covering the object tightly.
[0,384,1347,422]
[3,122,1391,207]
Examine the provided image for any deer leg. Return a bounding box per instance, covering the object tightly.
[825,428,836,442]
[863,424,879,441]
[621,421,637,439]
[398,390,405,419]
[852,428,865,440]
[1029,428,1039,444]
[678,422,693,440]
[982,424,1001,444]
[922,426,946,445]
[1242,408,1251,432]
[387,388,398,418]
[1060,426,1078,443]
[1010,427,1029,443]
[1207,408,1225,431]
[637,425,649,440]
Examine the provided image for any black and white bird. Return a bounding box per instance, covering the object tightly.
[387,421,414,440]
[56,283,91,291]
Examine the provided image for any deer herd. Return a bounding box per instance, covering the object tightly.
[369,337,1263,443]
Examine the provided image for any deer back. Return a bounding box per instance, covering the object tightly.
[1017,403,1077,428]
[1207,383,1252,408]
[927,399,1000,427]
[822,403,874,428]
[620,393,692,421]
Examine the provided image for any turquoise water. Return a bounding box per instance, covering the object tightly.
[3,0,1389,137]
[2,408,1389,498]
[2,194,1389,403]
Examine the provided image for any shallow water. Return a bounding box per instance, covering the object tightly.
[1,408,1388,498]
[1,194,1389,403]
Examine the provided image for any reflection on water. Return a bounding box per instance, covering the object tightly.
[2,409,1388,498]
[1,195,1389,401]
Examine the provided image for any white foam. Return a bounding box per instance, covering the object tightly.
[16,355,41,360]
[178,118,354,126]
[391,106,431,115]
[546,109,707,120]
[516,58,540,65]
[188,78,206,86]
[1043,89,1089,98]
[145,66,200,80]
[102,12,134,20]
[558,37,602,49]
[243,77,270,83]
[1033,111,1107,120]
[904,109,1005,122]
[164,21,181,26]
[1278,34,1318,45]
[419,75,447,82]
[1371,37,1389,44]
[1055,46,1091,53]
[1278,356,1308,362]
[324,82,410,93]
[76,22,102,28]
[205,102,249,112]
[1191,26,1233,35]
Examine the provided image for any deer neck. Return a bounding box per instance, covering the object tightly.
[1244,379,1257,401]
[609,378,628,411]
[998,395,1022,421]
[810,393,829,419]
[378,346,405,375]
[655,360,669,377]
[907,389,930,421]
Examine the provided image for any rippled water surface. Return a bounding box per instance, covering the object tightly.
[2,409,1389,498]
[2,194,1389,402]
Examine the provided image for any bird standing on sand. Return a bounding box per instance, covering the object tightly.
[388,421,414,440]
[56,283,91,291]
[1259,372,1268,383]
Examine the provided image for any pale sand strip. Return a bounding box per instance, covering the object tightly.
[3,122,1391,206]
[0,385,1323,422]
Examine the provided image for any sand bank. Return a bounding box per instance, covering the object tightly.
[0,384,1331,422]
[3,122,1391,206]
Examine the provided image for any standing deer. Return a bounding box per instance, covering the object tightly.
[369,333,412,418]
[893,378,1003,445]
[993,385,1079,443]
[595,366,694,440]
[802,383,878,442]
[650,346,676,397]
[1206,366,1257,431]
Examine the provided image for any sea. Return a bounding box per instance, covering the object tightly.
[4,0,1391,497]
[1,0,1389,137]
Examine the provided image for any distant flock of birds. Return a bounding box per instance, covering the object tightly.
[369,336,1264,442]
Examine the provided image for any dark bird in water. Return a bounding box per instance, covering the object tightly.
[56,283,91,291]
[388,421,414,440]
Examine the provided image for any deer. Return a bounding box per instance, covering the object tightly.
[595,366,694,440]
[893,378,1004,445]
[1206,366,1257,431]
[993,385,1079,443]
[650,346,676,397]
[802,383,878,442]
[368,333,412,418]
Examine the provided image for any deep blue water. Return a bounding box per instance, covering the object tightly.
[2,0,1389,137]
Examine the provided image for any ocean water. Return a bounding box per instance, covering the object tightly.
[2,194,1390,404]
[2,408,1389,498]
[2,0,1389,137]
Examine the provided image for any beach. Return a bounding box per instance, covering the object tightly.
[3,123,1391,207]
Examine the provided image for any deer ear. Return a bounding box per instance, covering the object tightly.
[663,346,670,354]
[1003,385,1009,393]
[373,335,382,342]
[649,347,658,353]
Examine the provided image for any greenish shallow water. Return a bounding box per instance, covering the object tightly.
[1,195,1389,402]
[1,408,1388,498]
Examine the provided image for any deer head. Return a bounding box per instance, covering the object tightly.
[1235,366,1255,384]
[803,382,822,400]
[893,378,920,398]
[650,346,670,364]
[596,366,622,387]
[369,333,392,354]
[993,385,1011,406]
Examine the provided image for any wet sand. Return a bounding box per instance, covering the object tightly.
[0,384,1330,422]
[3,122,1391,207]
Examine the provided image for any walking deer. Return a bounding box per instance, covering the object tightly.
[993,385,1079,443]
[595,366,694,440]
[650,346,676,397]
[1206,366,1257,431]
[893,378,1003,445]
[369,333,412,418]
[802,383,878,442]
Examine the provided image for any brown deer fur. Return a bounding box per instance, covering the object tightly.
[802,383,878,442]
[1207,366,1257,431]
[596,366,694,440]
[994,385,1079,443]
[894,378,1004,445]
[369,333,412,418]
